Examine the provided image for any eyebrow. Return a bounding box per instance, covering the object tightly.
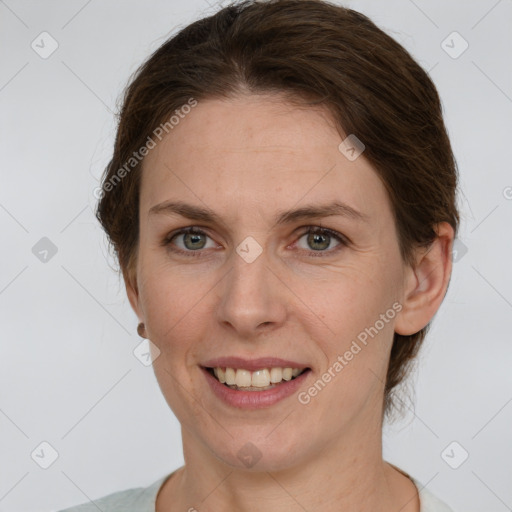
[148,200,370,227]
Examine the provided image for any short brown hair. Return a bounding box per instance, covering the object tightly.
[96,0,460,420]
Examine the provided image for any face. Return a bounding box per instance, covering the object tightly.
[128,94,411,471]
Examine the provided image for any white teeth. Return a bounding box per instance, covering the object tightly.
[282,368,293,381]
[251,369,270,387]
[211,366,305,388]
[214,367,226,383]
[225,367,236,385]
[270,367,282,383]
[235,369,252,387]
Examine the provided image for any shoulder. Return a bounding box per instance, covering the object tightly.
[56,475,168,512]
[388,462,455,512]
[410,477,456,512]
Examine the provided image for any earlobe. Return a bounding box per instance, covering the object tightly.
[394,222,454,336]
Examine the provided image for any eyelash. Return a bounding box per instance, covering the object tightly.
[162,226,348,258]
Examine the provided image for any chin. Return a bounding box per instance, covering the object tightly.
[207,432,307,473]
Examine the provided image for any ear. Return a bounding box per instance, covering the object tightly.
[124,264,144,324]
[394,222,455,336]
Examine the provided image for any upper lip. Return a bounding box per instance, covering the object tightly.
[202,357,310,372]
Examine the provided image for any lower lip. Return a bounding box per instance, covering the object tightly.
[201,367,311,409]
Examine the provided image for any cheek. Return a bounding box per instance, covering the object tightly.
[311,264,391,333]
[304,298,396,428]
[310,262,398,384]
[138,263,206,353]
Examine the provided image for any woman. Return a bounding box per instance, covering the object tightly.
[59,0,459,510]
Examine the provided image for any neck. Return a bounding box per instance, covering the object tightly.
[157,413,419,512]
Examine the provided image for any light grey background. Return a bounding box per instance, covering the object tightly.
[1,0,511,511]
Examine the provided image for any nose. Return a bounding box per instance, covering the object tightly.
[215,247,287,339]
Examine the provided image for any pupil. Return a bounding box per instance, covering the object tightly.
[308,232,329,251]
[185,233,205,250]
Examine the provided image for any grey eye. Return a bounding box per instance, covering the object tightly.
[297,229,342,252]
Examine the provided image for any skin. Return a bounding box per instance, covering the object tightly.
[126,94,454,512]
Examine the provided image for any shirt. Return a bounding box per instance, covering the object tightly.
[56,467,455,512]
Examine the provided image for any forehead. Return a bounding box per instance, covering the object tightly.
[140,95,390,225]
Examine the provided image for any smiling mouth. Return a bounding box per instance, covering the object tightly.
[204,366,311,391]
